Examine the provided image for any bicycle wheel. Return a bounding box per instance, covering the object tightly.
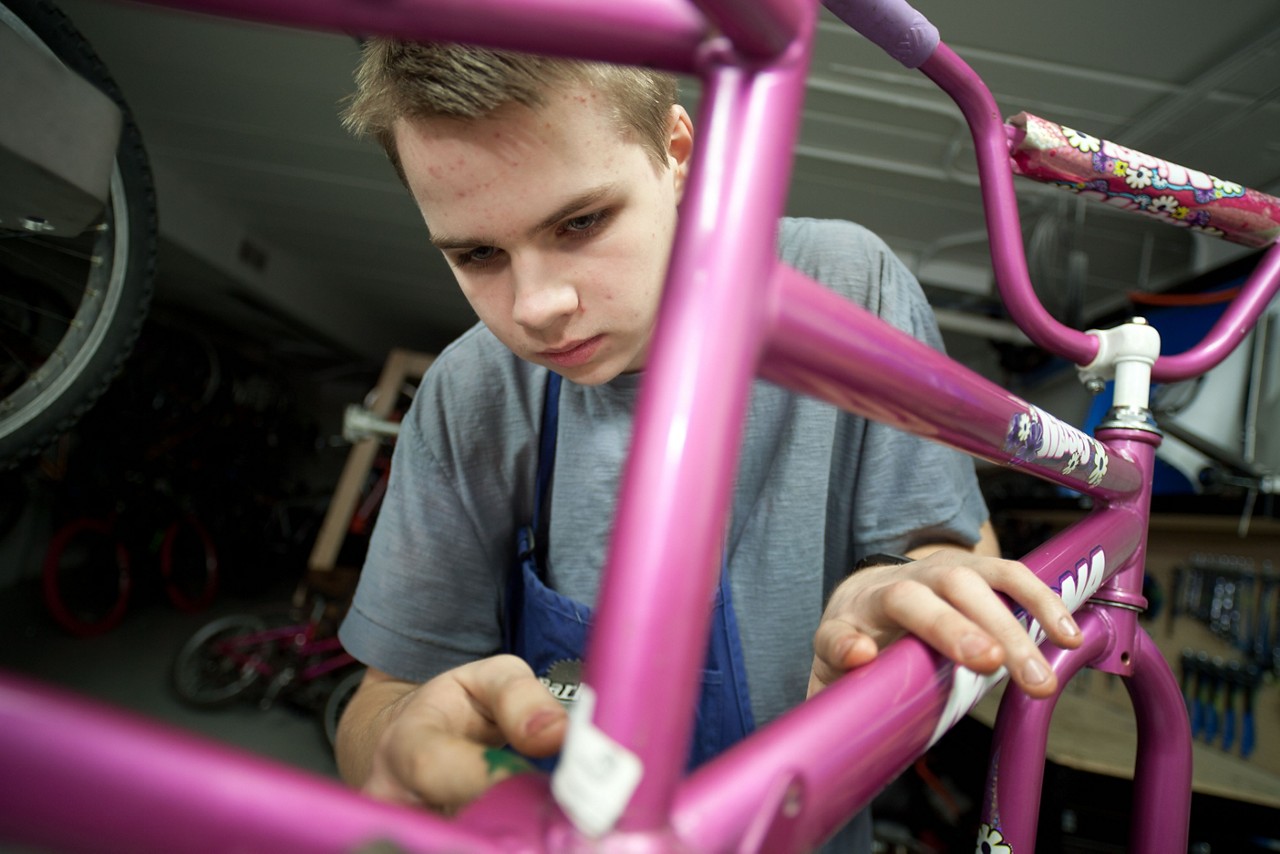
[159,512,219,613]
[0,0,156,469]
[41,516,132,636]
[321,666,366,748]
[171,614,269,707]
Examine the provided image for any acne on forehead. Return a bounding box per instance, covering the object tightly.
[417,162,492,205]
[403,86,657,237]
[397,120,511,206]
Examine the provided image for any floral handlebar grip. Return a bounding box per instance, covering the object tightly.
[1006,112,1280,249]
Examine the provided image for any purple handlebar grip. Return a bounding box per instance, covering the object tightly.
[822,0,938,67]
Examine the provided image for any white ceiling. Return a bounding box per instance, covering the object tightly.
[51,0,1280,371]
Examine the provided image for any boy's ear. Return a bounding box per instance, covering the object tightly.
[667,105,694,201]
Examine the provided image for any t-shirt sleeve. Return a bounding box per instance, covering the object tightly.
[338,356,516,684]
[849,266,989,555]
[781,218,988,556]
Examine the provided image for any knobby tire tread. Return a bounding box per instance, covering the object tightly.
[0,0,156,469]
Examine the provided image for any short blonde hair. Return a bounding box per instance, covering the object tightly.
[342,41,679,182]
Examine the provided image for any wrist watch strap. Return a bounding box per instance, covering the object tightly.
[853,552,914,571]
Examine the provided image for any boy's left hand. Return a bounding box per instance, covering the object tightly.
[807,548,1082,699]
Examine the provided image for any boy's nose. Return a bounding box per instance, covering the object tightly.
[511,264,579,331]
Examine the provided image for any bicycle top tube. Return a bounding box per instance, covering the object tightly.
[141,0,710,72]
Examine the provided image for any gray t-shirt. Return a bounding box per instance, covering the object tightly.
[340,216,988,731]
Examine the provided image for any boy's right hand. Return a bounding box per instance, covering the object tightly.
[338,656,567,813]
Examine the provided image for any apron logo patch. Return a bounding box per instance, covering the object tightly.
[539,658,583,705]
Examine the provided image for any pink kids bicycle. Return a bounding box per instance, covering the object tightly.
[4,0,1280,851]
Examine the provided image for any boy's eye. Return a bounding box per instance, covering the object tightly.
[456,245,499,267]
[565,213,599,232]
[561,210,610,235]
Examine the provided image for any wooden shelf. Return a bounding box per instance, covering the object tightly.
[1002,508,1280,537]
[308,348,434,574]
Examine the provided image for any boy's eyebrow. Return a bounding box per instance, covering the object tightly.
[428,184,618,250]
[428,232,481,251]
[530,185,616,235]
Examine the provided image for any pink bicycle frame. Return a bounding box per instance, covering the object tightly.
[218,623,355,682]
[4,0,1280,851]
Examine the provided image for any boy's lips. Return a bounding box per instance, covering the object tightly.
[540,335,604,368]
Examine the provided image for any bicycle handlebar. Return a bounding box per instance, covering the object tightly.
[920,43,1102,366]
[1152,241,1280,381]
[839,0,1280,383]
[821,0,938,68]
[1002,111,1280,382]
[1006,113,1280,251]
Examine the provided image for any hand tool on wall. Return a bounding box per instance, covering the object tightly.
[1191,651,1212,739]
[1168,565,1184,637]
[1221,660,1239,752]
[1239,663,1259,759]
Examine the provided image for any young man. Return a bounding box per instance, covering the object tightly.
[333,40,1081,845]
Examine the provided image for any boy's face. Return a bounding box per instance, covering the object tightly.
[395,86,692,385]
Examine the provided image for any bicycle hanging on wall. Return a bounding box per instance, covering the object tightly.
[2,0,1279,852]
[1,0,157,470]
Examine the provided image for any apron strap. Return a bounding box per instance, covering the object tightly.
[530,371,561,571]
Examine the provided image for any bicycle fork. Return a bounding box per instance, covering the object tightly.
[981,600,1193,853]
[981,321,1193,852]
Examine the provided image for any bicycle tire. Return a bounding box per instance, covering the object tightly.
[41,516,132,637]
[171,614,270,707]
[0,0,156,470]
[159,512,220,613]
[321,666,366,748]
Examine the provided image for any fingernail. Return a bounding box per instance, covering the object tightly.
[833,638,855,664]
[959,633,991,660]
[525,709,561,737]
[1022,657,1051,686]
[1059,616,1080,638]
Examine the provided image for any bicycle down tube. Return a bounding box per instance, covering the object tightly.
[4,0,1280,851]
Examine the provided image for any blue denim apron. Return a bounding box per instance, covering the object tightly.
[503,372,755,770]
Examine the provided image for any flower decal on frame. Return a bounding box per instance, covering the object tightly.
[1211,176,1243,198]
[1149,194,1180,215]
[976,823,1014,854]
[1062,125,1100,153]
[1124,165,1155,190]
[1006,111,1280,248]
